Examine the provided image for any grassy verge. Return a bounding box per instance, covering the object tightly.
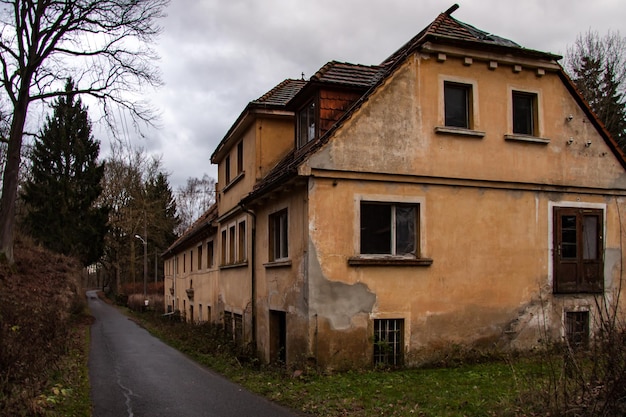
[37,313,93,417]
[131,310,551,417]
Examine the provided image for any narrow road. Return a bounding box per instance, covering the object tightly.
[87,290,301,417]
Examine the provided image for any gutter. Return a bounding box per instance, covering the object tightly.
[239,202,257,352]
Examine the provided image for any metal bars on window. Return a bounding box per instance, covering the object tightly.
[373,319,404,366]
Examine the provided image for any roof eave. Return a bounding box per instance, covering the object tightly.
[210,104,294,164]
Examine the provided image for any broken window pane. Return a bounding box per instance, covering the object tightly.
[395,205,416,256]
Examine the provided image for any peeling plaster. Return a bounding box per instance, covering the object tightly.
[308,242,376,330]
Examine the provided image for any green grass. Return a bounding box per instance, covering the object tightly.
[133,311,551,417]
[40,314,93,417]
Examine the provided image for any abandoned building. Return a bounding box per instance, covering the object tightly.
[162,5,626,369]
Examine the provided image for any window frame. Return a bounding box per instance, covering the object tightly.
[504,87,549,143]
[297,99,317,148]
[435,77,484,138]
[551,204,604,294]
[220,217,248,268]
[237,220,246,263]
[349,195,432,267]
[444,81,472,129]
[359,202,418,257]
[236,141,244,175]
[269,208,289,262]
[224,155,231,184]
[207,240,214,268]
[373,318,404,367]
[512,90,538,136]
[565,310,590,349]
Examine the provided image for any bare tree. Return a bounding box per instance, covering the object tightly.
[0,0,169,263]
[175,174,216,235]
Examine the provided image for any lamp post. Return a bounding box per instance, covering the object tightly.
[135,234,148,300]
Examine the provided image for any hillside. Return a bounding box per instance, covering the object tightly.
[0,235,89,415]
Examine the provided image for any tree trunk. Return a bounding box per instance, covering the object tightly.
[0,84,30,263]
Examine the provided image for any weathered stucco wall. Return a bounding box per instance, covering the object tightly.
[305,176,626,367]
[253,185,311,364]
[308,54,626,190]
[300,50,626,368]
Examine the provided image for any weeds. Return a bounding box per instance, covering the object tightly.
[133,309,552,416]
[0,235,91,416]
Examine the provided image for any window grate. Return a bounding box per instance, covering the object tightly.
[374,319,404,366]
[565,311,589,349]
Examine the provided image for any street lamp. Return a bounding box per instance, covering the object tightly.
[134,234,148,300]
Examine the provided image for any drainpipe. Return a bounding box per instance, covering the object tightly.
[239,203,257,351]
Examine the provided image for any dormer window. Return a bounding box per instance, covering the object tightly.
[297,99,317,148]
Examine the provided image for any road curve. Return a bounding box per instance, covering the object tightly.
[87,290,302,417]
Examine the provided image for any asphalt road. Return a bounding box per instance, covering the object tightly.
[87,290,301,417]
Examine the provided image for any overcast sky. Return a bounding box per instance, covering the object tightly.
[115,0,626,189]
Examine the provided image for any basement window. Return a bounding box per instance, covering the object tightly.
[374,319,404,366]
[565,311,589,349]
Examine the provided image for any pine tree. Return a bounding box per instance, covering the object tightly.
[143,171,180,281]
[21,79,109,266]
[566,31,626,151]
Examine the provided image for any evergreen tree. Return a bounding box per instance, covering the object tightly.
[566,31,626,151]
[21,79,109,266]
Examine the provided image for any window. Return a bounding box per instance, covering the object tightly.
[224,311,233,338]
[233,313,243,346]
[269,209,289,261]
[225,155,231,184]
[229,226,236,264]
[237,141,243,174]
[183,253,186,273]
[221,230,227,265]
[197,245,203,270]
[373,319,404,366]
[238,221,246,262]
[360,202,418,257]
[221,220,247,266]
[297,100,316,148]
[512,91,537,135]
[207,240,214,268]
[554,207,603,293]
[190,249,193,272]
[444,81,471,128]
[565,311,589,349]
[223,311,243,345]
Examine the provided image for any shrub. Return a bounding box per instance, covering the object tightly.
[0,235,85,415]
[533,295,626,416]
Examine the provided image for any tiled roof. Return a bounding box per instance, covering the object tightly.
[381,6,554,69]
[163,204,218,256]
[311,61,384,88]
[242,7,563,203]
[211,79,306,162]
[252,79,307,107]
[244,5,626,201]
